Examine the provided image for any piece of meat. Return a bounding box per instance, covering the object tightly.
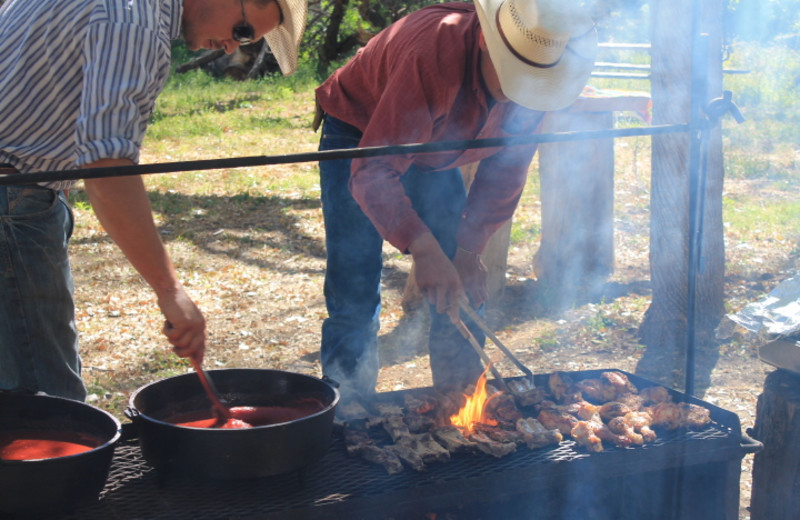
[598,401,632,421]
[565,400,601,421]
[640,385,672,405]
[516,417,563,449]
[343,427,373,456]
[549,373,581,404]
[393,433,450,466]
[679,403,712,429]
[602,371,638,394]
[468,431,517,458]
[507,379,547,407]
[404,412,436,433]
[616,392,645,411]
[537,407,580,436]
[361,444,404,474]
[432,426,475,453]
[624,411,657,442]
[607,416,644,445]
[382,413,411,441]
[647,401,683,430]
[571,420,604,452]
[387,442,426,472]
[595,423,634,448]
[575,378,606,403]
[474,423,523,445]
[487,393,524,425]
[404,393,438,415]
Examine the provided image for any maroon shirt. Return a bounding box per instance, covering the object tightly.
[315,2,544,255]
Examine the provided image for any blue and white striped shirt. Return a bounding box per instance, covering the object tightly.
[0,0,182,189]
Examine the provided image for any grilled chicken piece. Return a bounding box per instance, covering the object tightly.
[595,422,634,448]
[564,400,601,421]
[616,392,645,411]
[601,371,638,399]
[575,378,607,403]
[640,385,672,405]
[548,372,583,404]
[598,401,632,421]
[516,417,563,449]
[624,411,657,442]
[679,403,712,429]
[571,420,604,452]
[647,401,683,430]
[607,416,644,445]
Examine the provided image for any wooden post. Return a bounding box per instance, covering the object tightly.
[750,368,800,520]
[533,108,616,309]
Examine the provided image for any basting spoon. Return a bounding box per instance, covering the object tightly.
[188,356,232,423]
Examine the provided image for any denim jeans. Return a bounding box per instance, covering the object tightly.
[318,115,484,398]
[0,185,85,401]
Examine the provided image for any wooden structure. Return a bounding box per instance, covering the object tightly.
[749,368,800,520]
[534,93,651,309]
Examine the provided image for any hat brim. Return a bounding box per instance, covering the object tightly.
[265,0,307,76]
[474,0,597,111]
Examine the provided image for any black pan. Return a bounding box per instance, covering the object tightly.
[127,368,338,479]
[0,392,121,514]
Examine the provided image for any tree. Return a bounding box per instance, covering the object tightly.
[636,0,726,390]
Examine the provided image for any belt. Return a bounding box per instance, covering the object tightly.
[0,163,20,175]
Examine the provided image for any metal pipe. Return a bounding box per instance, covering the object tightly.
[0,124,689,186]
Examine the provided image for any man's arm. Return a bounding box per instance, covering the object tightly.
[82,158,206,361]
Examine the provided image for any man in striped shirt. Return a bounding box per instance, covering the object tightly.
[0,0,306,401]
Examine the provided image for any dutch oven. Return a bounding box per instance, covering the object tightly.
[0,392,121,515]
[127,368,338,480]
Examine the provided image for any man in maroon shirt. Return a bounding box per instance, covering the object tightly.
[315,0,596,406]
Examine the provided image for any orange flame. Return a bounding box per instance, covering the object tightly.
[449,366,500,434]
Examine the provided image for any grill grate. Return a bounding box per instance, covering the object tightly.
[49,370,745,520]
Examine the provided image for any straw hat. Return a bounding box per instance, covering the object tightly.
[474,0,598,111]
[264,0,307,75]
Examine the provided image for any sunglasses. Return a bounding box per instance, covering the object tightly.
[232,0,255,44]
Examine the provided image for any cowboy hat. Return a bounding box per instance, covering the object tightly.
[265,0,307,75]
[474,0,597,111]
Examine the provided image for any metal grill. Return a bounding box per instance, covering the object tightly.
[50,370,747,520]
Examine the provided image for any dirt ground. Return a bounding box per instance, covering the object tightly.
[71,163,793,519]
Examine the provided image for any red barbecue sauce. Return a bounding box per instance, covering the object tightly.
[165,397,326,429]
[0,431,102,461]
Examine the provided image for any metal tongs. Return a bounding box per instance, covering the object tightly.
[455,301,536,396]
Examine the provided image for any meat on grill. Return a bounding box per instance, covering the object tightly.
[341,371,714,473]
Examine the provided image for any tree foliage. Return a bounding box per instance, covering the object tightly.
[304,0,443,79]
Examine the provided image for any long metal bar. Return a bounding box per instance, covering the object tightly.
[0,124,689,186]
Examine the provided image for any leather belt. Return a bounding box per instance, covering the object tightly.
[0,163,20,175]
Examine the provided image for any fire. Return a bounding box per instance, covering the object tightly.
[449,366,500,434]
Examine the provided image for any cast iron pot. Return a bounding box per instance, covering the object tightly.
[0,392,121,514]
[127,368,339,480]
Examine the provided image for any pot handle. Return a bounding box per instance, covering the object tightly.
[741,428,764,455]
[322,375,340,389]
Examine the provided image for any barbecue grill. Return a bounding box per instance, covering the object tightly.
[44,370,757,520]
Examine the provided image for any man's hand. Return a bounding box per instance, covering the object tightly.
[453,247,488,307]
[160,287,207,362]
[408,232,466,324]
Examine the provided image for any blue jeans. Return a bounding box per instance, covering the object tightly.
[318,115,484,398]
[0,185,85,401]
